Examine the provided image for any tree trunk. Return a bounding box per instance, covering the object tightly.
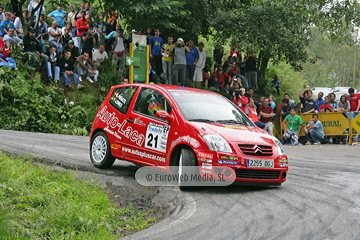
[258,50,270,80]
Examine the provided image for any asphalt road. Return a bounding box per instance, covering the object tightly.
[1,130,360,239]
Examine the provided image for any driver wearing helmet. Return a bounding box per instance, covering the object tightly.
[148,99,165,117]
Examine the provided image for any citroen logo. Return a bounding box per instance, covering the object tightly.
[253,145,263,153]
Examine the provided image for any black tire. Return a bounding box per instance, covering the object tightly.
[178,148,197,190]
[90,131,116,168]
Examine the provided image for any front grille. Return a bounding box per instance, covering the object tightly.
[235,169,280,179]
[238,144,273,156]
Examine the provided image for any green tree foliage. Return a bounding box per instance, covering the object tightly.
[105,0,213,41]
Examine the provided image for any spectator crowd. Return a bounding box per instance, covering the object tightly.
[1,2,359,145]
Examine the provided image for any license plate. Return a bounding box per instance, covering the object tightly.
[246,159,274,168]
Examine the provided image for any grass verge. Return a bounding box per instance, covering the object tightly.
[0,152,154,240]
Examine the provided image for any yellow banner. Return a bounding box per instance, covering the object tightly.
[352,113,360,133]
[299,112,350,136]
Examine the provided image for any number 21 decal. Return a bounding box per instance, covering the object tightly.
[145,123,170,153]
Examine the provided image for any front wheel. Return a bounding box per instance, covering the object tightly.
[178,148,197,190]
[90,131,115,168]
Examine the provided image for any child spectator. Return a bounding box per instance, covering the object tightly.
[61,27,72,45]
[1,12,17,37]
[282,108,303,145]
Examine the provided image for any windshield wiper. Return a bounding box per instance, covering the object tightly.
[216,120,240,124]
[188,119,215,123]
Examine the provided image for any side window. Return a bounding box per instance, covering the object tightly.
[109,86,137,114]
[134,88,172,119]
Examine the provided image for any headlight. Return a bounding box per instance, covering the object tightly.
[274,139,286,156]
[203,134,233,153]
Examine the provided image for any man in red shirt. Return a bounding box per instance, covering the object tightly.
[211,69,231,91]
[232,87,248,112]
[319,96,334,112]
[259,98,275,135]
[75,11,88,48]
[348,88,360,112]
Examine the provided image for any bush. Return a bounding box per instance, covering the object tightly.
[0,48,126,135]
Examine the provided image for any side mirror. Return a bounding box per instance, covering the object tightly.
[156,110,173,123]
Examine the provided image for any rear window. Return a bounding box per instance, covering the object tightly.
[109,86,137,114]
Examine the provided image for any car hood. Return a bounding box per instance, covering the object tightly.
[186,122,275,145]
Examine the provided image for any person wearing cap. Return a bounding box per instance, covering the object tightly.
[149,28,164,81]
[63,39,80,62]
[127,29,137,43]
[169,38,190,86]
[23,27,49,71]
[185,39,199,84]
[193,42,206,89]
[161,36,174,85]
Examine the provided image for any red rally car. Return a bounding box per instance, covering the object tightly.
[90,84,288,186]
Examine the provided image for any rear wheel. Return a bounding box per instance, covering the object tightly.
[90,131,115,168]
[178,148,197,190]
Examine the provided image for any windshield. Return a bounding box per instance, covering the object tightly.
[169,90,252,126]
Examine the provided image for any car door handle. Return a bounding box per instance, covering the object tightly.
[126,118,133,123]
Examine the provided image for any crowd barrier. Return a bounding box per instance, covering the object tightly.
[278,111,360,145]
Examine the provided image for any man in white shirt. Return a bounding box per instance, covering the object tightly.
[193,42,206,89]
[111,29,127,72]
[0,5,5,24]
[14,9,29,38]
[48,21,62,53]
[92,44,108,68]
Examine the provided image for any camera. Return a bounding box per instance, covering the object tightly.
[234,89,241,97]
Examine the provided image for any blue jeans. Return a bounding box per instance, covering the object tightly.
[61,72,80,86]
[49,40,63,53]
[71,27,77,38]
[39,39,46,53]
[254,121,265,129]
[306,129,324,143]
[47,62,60,81]
[186,64,195,81]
